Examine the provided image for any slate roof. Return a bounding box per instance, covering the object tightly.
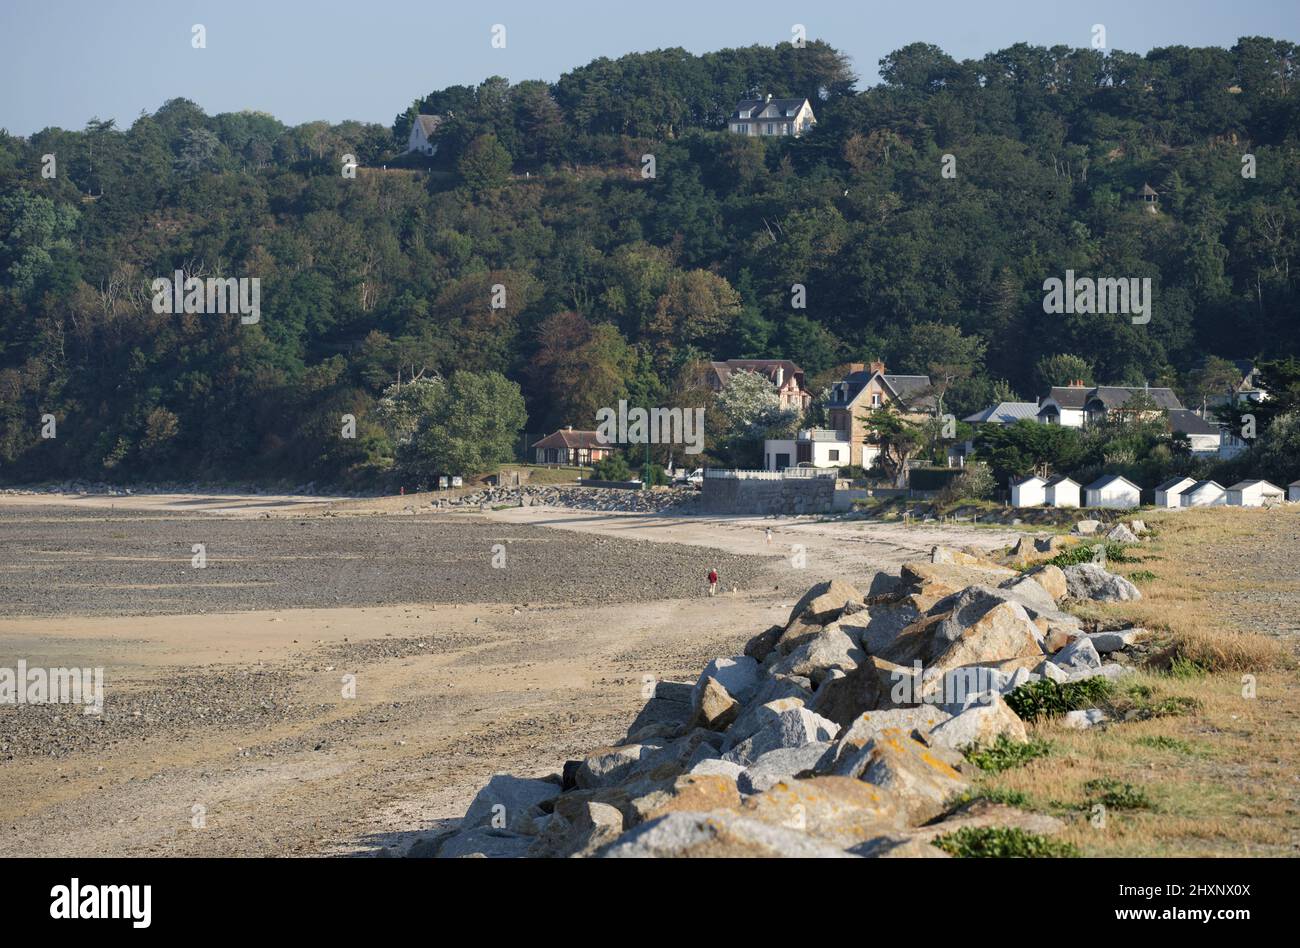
[732,98,810,120]
[1042,385,1091,409]
[1168,409,1220,436]
[1089,386,1183,411]
[831,370,935,411]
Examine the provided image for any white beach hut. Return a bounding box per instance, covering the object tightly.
[1044,475,1080,508]
[1290,480,1300,503]
[1010,475,1047,507]
[1180,479,1226,507]
[1226,480,1284,507]
[1154,475,1196,508]
[1083,474,1141,509]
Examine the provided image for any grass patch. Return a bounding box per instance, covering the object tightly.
[948,787,1032,808]
[934,826,1079,858]
[1082,777,1155,810]
[1112,681,1200,720]
[1134,735,1195,754]
[965,735,1053,773]
[1127,569,1158,584]
[1005,677,1113,723]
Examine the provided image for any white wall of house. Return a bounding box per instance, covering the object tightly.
[1185,433,1221,456]
[763,439,797,472]
[1010,477,1047,507]
[1085,480,1140,509]
[1290,482,1300,503]
[1227,482,1284,507]
[1040,404,1086,428]
[407,121,438,156]
[1045,480,1080,508]
[1181,483,1225,507]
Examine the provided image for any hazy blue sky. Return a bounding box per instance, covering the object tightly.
[1,0,1295,135]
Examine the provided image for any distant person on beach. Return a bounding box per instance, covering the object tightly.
[708,568,718,596]
[765,527,773,545]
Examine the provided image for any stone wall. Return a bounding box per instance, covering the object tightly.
[701,473,836,515]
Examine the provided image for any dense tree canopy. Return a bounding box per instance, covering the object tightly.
[0,37,1297,485]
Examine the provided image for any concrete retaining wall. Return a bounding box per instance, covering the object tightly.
[701,474,836,515]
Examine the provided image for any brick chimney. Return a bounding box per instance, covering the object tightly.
[869,360,887,375]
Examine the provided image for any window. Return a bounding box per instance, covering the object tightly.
[871,392,881,408]
[829,450,840,461]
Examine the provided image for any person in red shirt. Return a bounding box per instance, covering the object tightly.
[707,568,719,596]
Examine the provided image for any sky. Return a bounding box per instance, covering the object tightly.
[0,0,1296,136]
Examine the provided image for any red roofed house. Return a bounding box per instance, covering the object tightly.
[531,427,613,466]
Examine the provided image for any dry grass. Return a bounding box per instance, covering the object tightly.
[974,506,1300,856]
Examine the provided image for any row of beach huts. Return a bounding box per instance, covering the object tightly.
[1009,474,1300,510]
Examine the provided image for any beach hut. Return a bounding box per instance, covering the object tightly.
[1083,474,1141,509]
[1226,480,1284,507]
[1180,480,1226,507]
[1044,475,1080,508]
[1010,475,1047,507]
[1154,476,1196,508]
[1290,480,1300,503]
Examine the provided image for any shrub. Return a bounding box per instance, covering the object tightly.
[965,735,1053,773]
[1082,777,1153,810]
[1004,677,1113,723]
[934,826,1079,858]
[1045,541,1138,568]
[590,453,633,481]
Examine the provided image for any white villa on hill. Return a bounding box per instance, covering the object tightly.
[728,96,816,137]
[407,114,444,155]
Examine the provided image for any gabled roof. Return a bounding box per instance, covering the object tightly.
[532,428,605,450]
[1291,479,1300,487]
[1013,475,1047,488]
[1186,479,1224,493]
[1227,479,1282,492]
[1168,409,1219,436]
[964,401,1039,424]
[1044,475,1079,488]
[414,114,443,136]
[1155,475,1196,493]
[1084,474,1140,492]
[831,370,935,411]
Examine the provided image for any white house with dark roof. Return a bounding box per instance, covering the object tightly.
[1010,475,1047,507]
[1084,474,1141,509]
[1044,475,1081,508]
[1181,479,1226,507]
[728,95,816,137]
[1154,476,1196,508]
[1226,479,1284,507]
[407,114,444,156]
[1037,383,1183,428]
